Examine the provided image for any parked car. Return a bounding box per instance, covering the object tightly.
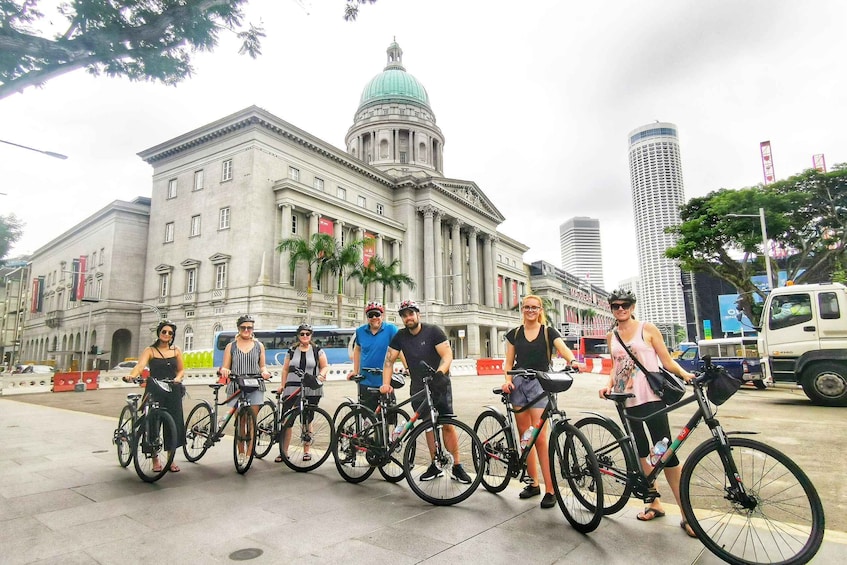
[112,360,138,371]
[676,337,765,389]
[13,364,56,374]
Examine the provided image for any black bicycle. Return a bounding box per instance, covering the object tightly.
[473,367,603,533]
[113,376,178,483]
[575,358,824,564]
[182,373,261,474]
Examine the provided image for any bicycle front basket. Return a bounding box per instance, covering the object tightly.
[706,366,742,405]
[536,371,574,393]
[236,376,264,393]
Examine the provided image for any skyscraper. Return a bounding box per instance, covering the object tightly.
[627,122,685,331]
[559,216,604,288]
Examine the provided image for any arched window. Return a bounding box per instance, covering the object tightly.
[184,325,194,351]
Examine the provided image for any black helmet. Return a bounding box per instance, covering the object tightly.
[156,320,177,335]
[398,299,420,314]
[236,314,255,326]
[607,289,637,304]
[297,323,313,334]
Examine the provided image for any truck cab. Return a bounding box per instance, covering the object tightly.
[677,337,765,388]
[757,283,847,406]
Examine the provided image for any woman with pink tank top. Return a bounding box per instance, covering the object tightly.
[599,289,697,537]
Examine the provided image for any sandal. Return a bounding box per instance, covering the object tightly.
[637,507,666,521]
[169,464,180,473]
[152,463,164,473]
[680,520,697,538]
[274,455,284,463]
[302,453,312,462]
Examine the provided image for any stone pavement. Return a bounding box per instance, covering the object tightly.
[1,393,844,564]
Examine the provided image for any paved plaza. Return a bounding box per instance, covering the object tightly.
[1,374,844,564]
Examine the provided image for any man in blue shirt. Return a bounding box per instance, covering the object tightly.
[347,301,400,413]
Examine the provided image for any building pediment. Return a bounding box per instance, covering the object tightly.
[154,264,174,273]
[209,253,231,264]
[180,258,201,268]
[431,179,505,222]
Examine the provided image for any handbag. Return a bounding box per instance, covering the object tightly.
[613,330,686,405]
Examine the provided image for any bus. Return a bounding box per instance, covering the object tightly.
[212,326,356,367]
[563,335,609,361]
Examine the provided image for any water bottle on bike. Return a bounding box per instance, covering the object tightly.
[649,437,669,466]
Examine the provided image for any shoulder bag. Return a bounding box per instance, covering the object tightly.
[613,330,685,405]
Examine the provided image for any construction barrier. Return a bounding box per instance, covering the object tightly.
[581,357,613,375]
[0,374,54,396]
[52,371,99,392]
[450,359,477,377]
[476,358,505,376]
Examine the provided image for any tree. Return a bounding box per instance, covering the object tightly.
[372,256,415,306]
[319,235,369,328]
[666,167,847,324]
[277,232,334,323]
[0,0,377,99]
[0,214,24,265]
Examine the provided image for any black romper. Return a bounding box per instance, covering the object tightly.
[146,350,186,448]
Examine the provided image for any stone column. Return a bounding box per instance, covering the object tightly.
[279,204,292,285]
[309,212,319,236]
[451,221,463,305]
[420,206,436,302]
[483,233,494,307]
[467,323,481,358]
[334,220,344,243]
[392,239,401,305]
[468,226,480,305]
[433,211,444,303]
[488,327,499,358]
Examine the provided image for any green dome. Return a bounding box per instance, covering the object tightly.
[359,68,430,109]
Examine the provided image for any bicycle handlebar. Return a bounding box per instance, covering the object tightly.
[506,366,579,377]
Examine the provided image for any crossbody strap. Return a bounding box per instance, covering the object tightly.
[613,330,652,375]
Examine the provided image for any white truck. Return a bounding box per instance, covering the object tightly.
[756,282,847,406]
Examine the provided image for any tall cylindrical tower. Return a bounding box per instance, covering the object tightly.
[627,122,685,332]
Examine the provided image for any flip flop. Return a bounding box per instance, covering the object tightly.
[680,520,697,538]
[274,455,284,463]
[169,464,180,473]
[637,507,666,521]
[152,464,164,473]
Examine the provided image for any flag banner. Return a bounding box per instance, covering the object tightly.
[70,258,80,301]
[77,256,87,300]
[318,217,334,236]
[31,278,40,313]
[363,232,375,266]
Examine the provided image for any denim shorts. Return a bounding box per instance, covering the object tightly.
[510,375,547,409]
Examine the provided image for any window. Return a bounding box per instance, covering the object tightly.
[400,151,407,164]
[337,186,347,200]
[91,251,97,266]
[357,195,366,208]
[99,248,104,265]
[313,177,324,191]
[376,203,384,215]
[219,207,230,230]
[289,166,300,181]
[184,326,194,351]
[159,273,169,297]
[193,170,204,191]
[215,263,227,289]
[819,292,840,319]
[291,215,297,234]
[222,159,233,181]
[164,222,174,243]
[768,293,813,330]
[186,268,196,294]
[190,215,201,237]
[167,179,177,198]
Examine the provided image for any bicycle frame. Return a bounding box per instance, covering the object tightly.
[205,377,259,445]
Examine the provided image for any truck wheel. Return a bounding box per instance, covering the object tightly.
[801,362,847,407]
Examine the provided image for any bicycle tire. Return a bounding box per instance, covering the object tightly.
[403,417,483,506]
[333,407,378,483]
[472,410,513,493]
[116,405,134,467]
[133,410,177,483]
[332,399,356,430]
[680,437,824,565]
[281,405,334,472]
[233,406,257,474]
[549,422,603,533]
[254,400,276,459]
[377,407,410,483]
[182,402,212,462]
[574,416,633,515]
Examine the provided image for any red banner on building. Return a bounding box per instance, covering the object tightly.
[497,276,503,306]
[363,232,375,266]
[318,218,334,236]
[31,278,40,313]
[760,141,775,185]
[511,280,518,307]
[77,255,87,300]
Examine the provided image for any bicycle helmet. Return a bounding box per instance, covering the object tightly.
[607,289,637,305]
[365,301,385,314]
[154,320,177,346]
[297,323,313,334]
[236,314,255,326]
[397,299,420,314]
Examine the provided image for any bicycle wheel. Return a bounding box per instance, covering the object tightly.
[549,423,603,533]
[133,410,177,483]
[182,402,212,462]
[403,417,483,506]
[680,437,824,565]
[472,410,513,493]
[254,400,276,459]
[377,407,409,483]
[332,399,356,431]
[233,406,257,474]
[115,405,133,467]
[333,407,378,483]
[574,416,632,515]
[281,406,334,472]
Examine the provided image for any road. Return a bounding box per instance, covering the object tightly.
[10,371,845,531]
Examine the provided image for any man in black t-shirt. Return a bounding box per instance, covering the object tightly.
[381,299,471,484]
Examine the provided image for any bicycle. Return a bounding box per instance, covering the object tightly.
[331,367,396,425]
[113,376,178,483]
[254,367,334,472]
[473,367,604,533]
[182,373,261,474]
[575,358,825,565]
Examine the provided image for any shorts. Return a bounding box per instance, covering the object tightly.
[411,382,454,421]
[510,374,547,409]
[226,381,265,408]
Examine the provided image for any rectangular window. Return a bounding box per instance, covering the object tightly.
[184,333,194,351]
[357,195,366,208]
[164,222,174,243]
[399,152,407,164]
[159,273,169,297]
[222,159,233,181]
[376,203,384,215]
[313,177,324,191]
[289,167,300,181]
[215,263,227,289]
[167,178,177,198]
[219,207,230,230]
[190,215,201,237]
[99,248,104,265]
[193,169,204,191]
[337,186,347,200]
[291,215,297,234]
[186,269,196,293]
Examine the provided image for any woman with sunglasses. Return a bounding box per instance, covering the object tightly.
[277,323,328,462]
[123,320,185,472]
[502,294,578,509]
[219,314,272,412]
[599,289,696,536]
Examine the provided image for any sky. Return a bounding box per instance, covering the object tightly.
[3,0,847,289]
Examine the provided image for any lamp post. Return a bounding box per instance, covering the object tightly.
[727,207,773,291]
[0,139,68,160]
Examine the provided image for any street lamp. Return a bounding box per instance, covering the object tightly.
[727,207,773,291]
[0,139,68,160]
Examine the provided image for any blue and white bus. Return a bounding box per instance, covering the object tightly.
[212,326,356,367]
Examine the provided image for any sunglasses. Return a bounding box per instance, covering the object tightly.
[239,325,254,331]
[610,303,632,310]
[160,329,174,335]
[299,332,312,337]
[367,311,382,318]
[522,305,541,312]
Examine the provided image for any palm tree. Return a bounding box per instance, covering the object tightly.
[350,259,380,307]
[277,233,335,323]
[373,256,415,306]
[320,236,370,327]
